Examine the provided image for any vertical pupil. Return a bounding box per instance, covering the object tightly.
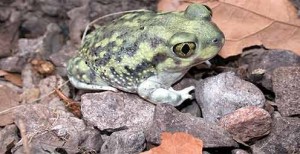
[181,44,190,54]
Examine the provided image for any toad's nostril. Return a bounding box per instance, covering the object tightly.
[211,37,224,47]
[212,38,219,44]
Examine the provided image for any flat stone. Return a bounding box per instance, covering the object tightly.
[146,104,238,148]
[219,106,272,142]
[251,112,300,154]
[81,92,155,131]
[101,128,145,154]
[272,67,300,117]
[195,72,265,123]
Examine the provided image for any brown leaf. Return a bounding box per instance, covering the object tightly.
[141,132,203,154]
[0,70,22,87]
[158,0,300,58]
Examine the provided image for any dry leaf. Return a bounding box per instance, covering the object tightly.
[158,0,300,58]
[31,59,55,75]
[55,88,82,118]
[0,70,22,87]
[141,132,203,154]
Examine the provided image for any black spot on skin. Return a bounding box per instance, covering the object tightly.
[110,67,118,76]
[151,53,168,66]
[95,53,111,66]
[135,60,152,73]
[90,46,104,56]
[89,69,96,83]
[106,41,116,49]
[122,43,138,57]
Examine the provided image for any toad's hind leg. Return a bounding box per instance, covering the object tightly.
[67,56,117,92]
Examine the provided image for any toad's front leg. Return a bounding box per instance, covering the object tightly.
[137,79,194,106]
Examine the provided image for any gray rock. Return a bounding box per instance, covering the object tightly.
[67,0,90,44]
[11,23,64,65]
[232,149,250,154]
[38,75,70,108]
[0,125,19,154]
[272,67,300,117]
[251,112,300,154]
[21,64,42,89]
[239,49,300,90]
[173,78,201,117]
[0,81,22,94]
[80,128,103,152]
[38,0,62,16]
[219,106,272,142]
[195,72,265,123]
[0,7,12,22]
[0,56,27,73]
[146,104,238,148]
[49,41,77,77]
[0,11,20,58]
[11,103,101,154]
[81,92,155,131]
[21,12,49,38]
[49,41,77,67]
[101,128,145,154]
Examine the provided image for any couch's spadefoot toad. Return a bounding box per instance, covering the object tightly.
[67,4,224,106]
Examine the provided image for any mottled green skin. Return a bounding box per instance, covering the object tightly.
[67,4,224,106]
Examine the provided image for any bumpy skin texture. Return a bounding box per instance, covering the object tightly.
[67,4,225,106]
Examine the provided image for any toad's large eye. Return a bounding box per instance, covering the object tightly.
[173,42,196,58]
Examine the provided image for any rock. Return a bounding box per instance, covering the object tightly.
[239,49,300,90]
[21,64,42,89]
[272,67,300,117]
[38,0,62,16]
[0,56,26,73]
[0,33,43,73]
[49,41,77,77]
[38,75,70,111]
[21,12,49,38]
[0,7,12,22]
[41,23,65,57]
[0,10,20,58]
[67,0,90,44]
[0,125,19,154]
[195,72,265,123]
[173,78,201,117]
[0,81,22,94]
[219,106,272,142]
[232,149,250,154]
[146,104,238,148]
[251,112,300,154]
[81,92,155,131]
[0,85,20,111]
[101,128,145,154]
[179,101,202,117]
[11,103,101,154]
[80,128,103,152]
